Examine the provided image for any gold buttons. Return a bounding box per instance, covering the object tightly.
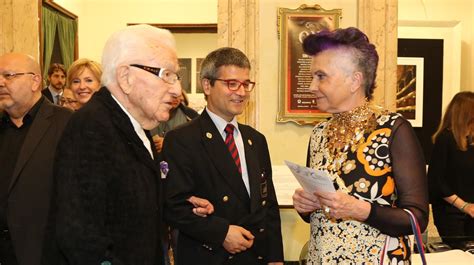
[259,228,265,232]
[248,139,253,146]
[206,132,212,139]
[222,196,229,202]
[261,200,266,206]
[257,256,263,260]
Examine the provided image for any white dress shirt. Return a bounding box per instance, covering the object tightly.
[206,108,250,195]
[112,95,154,159]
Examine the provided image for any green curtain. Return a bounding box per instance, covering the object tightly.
[57,14,77,70]
[41,6,58,82]
[41,6,77,82]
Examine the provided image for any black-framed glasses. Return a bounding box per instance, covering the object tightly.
[130,64,180,85]
[59,96,78,105]
[1,72,35,80]
[213,78,255,92]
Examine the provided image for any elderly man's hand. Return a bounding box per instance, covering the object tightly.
[187,196,214,217]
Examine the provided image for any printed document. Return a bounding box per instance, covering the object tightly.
[284,160,336,193]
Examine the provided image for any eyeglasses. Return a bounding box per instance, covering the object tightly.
[59,97,78,105]
[130,64,180,85]
[1,72,35,80]
[212,78,255,92]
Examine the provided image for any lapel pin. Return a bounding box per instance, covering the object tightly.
[206,132,213,139]
[248,139,253,146]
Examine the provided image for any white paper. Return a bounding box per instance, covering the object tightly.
[284,160,336,193]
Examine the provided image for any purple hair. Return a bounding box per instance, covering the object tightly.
[302,27,379,100]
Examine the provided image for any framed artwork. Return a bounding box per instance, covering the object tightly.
[178,58,191,93]
[195,58,204,94]
[276,4,342,125]
[396,57,424,127]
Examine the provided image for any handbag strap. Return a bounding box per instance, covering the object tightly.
[380,209,427,265]
[404,209,427,265]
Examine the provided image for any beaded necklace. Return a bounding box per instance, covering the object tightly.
[324,102,378,174]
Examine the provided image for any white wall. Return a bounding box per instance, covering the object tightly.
[399,0,473,92]
[54,0,218,61]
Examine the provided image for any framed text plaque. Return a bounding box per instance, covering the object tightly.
[277,4,342,125]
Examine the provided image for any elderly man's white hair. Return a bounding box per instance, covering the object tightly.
[101,24,176,86]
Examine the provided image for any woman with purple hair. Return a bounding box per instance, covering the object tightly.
[292,27,428,263]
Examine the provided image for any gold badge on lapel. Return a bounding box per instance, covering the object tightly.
[206,132,212,139]
[247,139,253,146]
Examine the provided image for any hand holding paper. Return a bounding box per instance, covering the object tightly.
[285,160,336,193]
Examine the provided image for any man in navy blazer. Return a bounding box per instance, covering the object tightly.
[163,47,284,265]
[0,53,72,265]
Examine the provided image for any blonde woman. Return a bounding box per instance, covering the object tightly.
[428,91,474,249]
[67,58,102,108]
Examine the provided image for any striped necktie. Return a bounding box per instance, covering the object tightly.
[224,124,242,175]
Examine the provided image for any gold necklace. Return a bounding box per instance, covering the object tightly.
[325,102,378,172]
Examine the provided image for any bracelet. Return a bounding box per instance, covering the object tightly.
[460,202,469,212]
[451,196,459,205]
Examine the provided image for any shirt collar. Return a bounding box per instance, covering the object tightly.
[1,97,44,129]
[111,94,143,131]
[205,108,239,135]
[48,85,63,97]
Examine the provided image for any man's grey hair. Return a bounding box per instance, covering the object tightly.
[101,24,176,86]
[199,47,250,86]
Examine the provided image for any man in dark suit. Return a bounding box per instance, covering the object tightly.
[0,53,72,265]
[42,63,66,104]
[163,47,284,265]
[50,25,212,265]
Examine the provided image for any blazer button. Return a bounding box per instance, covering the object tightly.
[259,228,265,233]
[261,200,266,206]
[222,196,229,202]
[257,256,263,260]
[228,255,233,259]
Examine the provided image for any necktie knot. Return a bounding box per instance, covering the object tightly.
[225,124,235,135]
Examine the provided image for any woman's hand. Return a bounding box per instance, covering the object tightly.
[315,190,371,221]
[292,188,321,214]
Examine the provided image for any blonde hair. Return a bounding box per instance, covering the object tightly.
[432,91,474,151]
[67,58,102,88]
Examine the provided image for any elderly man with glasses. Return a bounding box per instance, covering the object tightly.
[47,25,213,265]
[162,47,284,265]
[0,53,72,265]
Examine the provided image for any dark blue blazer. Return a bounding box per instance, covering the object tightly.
[163,110,283,265]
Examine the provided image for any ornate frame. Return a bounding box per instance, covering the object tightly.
[276,4,341,125]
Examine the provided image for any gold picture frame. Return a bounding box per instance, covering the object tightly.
[277,4,342,125]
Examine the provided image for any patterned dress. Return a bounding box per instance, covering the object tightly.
[306,111,411,265]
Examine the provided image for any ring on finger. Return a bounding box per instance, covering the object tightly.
[324,206,331,214]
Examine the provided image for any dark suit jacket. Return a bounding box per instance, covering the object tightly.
[42,88,54,103]
[163,110,283,265]
[51,87,164,265]
[6,98,72,265]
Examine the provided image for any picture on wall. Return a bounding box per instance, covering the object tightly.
[396,57,424,127]
[178,58,192,94]
[195,58,204,93]
[276,4,342,125]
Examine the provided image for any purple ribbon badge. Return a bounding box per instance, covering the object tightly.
[160,161,169,179]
